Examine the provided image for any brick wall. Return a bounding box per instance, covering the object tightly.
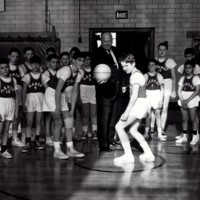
[0,0,200,65]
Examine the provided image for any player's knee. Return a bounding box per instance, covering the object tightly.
[26,120,33,127]
[64,118,74,129]
[115,123,121,133]
[182,115,188,122]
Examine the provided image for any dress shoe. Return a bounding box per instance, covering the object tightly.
[110,141,121,148]
[99,146,112,152]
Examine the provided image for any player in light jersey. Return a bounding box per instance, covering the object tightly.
[43,51,85,159]
[154,41,177,138]
[114,52,155,163]
[176,48,200,141]
[176,60,200,145]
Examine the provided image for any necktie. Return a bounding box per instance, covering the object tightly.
[109,49,119,69]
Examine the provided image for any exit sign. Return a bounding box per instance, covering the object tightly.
[116,11,128,19]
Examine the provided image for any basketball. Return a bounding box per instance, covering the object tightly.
[93,64,111,81]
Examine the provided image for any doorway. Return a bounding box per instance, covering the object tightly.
[89,28,155,73]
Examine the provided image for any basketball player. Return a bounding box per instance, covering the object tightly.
[114,52,155,163]
[0,57,19,158]
[144,59,166,142]
[21,55,48,153]
[80,52,97,140]
[43,51,85,159]
[8,48,25,147]
[153,41,177,138]
[176,60,200,145]
[43,54,59,146]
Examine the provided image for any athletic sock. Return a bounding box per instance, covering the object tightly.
[157,128,162,137]
[92,124,97,132]
[82,126,88,132]
[66,141,73,149]
[53,142,61,152]
[145,127,150,135]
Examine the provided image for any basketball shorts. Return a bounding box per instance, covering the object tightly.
[129,98,148,119]
[25,93,44,112]
[80,85,96,104]
[178,91,199,108]
[146,90,161,110]
[43,87,69,112]
[163,78,172,97]
[0,97,15,121]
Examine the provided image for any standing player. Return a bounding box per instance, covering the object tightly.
[18,47,35,144]
[21,55,48,152]
[80,52,97,140]
[8,48,25,147]
[43,54,59,146]
[176,60,200,145]
[176,47,200,140]
[0,58,19,158]
[144,59,165,141]
[154,41,177,137]
[114,52,155,163]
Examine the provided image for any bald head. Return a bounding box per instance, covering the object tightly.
[101,32,113,51]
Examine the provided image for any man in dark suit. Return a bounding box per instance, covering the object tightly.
[93,32,123,152]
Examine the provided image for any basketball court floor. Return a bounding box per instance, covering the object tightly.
[0,107,200,200]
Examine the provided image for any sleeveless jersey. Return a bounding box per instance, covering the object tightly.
[24,63,32,74]
[48,66,77,92]
[27,73,45,94]
[61,68,77,92]
[130,71,146,98]
[80,69,95,86]
[9,65,21,86]
[182,76,195,92]
[146,73,160,90]
[156,58,172,79]
[0,77,15,98]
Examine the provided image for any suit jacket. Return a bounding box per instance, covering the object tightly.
[92,46,122,100]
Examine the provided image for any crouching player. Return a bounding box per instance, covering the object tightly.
[114,52,155,163]
[43,51,85,159]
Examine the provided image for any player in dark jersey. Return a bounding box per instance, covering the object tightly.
[80,52,97,140]
[144,59,166,141]
[8,48,25,148]
[21,55,49,153]
[0,57,19,158]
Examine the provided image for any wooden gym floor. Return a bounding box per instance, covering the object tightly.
[0,106,200,200]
